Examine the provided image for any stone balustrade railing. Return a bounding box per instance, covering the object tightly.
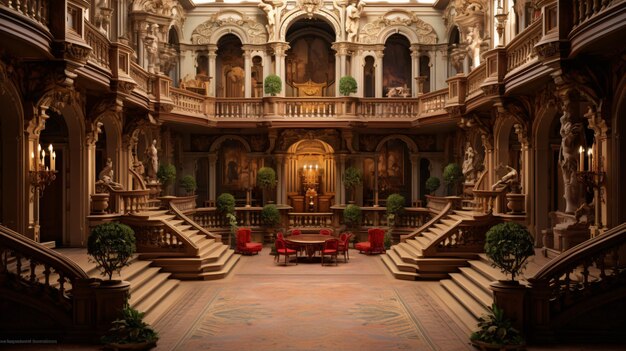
[361,98,419,119]
[572,0,619,28]
[132,220,199,257]
[85,21,111,71]
[289,212,333,228]
[396,208,432,228]
[215,98,263,120]
[193,207,229,228]
[235,206,263,227]
[0,0,49,28]
[114,189,150,214]
[160,195,197,214]
[170,87,206,116]
[506,20,541,72]
[130,61,150,93]
[467,63,487,96]
[419,89,448,115]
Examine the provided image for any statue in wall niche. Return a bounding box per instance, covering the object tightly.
[98,158,123,190]
[258,0,276,40]
[492,164,519,193]
[145,139,159,182]
[346,0,365,42]
[466,27,482,68]
[462,142,477,183]
[144,24,159,74]
[559,114,583,213]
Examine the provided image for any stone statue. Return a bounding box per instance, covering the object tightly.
[98,157,123,190]
[145,139,159,182]
[259,0,276,40]
[492,164,518,191]
[346,0,365,42]
[462,142,476,182]
[145,24,159,74]
[466,26,482,68]
[559,114,583,213]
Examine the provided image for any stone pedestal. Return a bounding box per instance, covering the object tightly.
[94,280,131,332]
[552,212,590,251]
[491,281,527,332]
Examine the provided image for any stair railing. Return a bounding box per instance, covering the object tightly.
[0,225,128,339]
[170,202,222,241]
[132,219,200,257]
[527,222,626,340]
[401,201,453,242]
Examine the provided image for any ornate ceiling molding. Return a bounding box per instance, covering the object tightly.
[190,10,267,45]
[359,10,438,45]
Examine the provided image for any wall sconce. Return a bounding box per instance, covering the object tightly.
[495,0,508,44]
[29,143,57,196]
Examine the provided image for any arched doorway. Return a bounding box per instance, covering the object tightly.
[216,34,244,97]
[383,34,411,97]
[286,18,336,97]
[363,56,375,98]
[286,139,336,212]
[533,106,560,237]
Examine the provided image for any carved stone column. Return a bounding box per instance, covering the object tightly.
[271,42,290,97]
[207,45,217,97]
[243,49,252,98]
[208,153,217,203]
[333,43,349,96]
[275,154,287,205]
[585,106,609,232]
[374,50,384,98]
[410,154,420,206]
[410,46,420,97]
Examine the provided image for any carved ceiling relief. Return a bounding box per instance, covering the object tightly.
[359,11,438,45]
[278,129,340,151]
[191,11,267,45]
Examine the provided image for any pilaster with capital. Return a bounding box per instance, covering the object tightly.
[243,50,253,98]
[207,45,218,97]
[410,154,420,205]
[410,46,420,97]
[271,42,290,97]
[208,153,218,203]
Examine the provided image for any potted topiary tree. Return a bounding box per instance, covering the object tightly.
[484,222,535,283]
[179,175,197,196]
[264,74,282,96]
[217,193,236,248]
[425,176,441,195]
[256,167,277,205]
[157,164,176,195]
[102,303,159,350]
[470,303,525,351]
[343,204,362,243]
[339,76,357,96]
[261,204,281,252]
[443,163,463,195]
[87,222,136,284]
[385,193,405,227]
[343,166,362,204]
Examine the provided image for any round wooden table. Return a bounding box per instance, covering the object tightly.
[285,234,336,260]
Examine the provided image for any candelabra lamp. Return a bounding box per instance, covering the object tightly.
[30,143,57,196]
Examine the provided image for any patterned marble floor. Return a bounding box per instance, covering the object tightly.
[152,251,473,351]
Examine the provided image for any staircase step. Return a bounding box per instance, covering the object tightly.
[172,253,241,280]
[429,283,479,333]
[459,266,494,295]
[415,236,432,248]
[394,243,419,261]
[405,238,426,253]
[381,255,418,280]
[434,223,451,231]
[468,259,508,282]
[449,273,493,309]
[441,279,490,320]
[386,249,418,272]
[421,230,438,240]
[447,214,468,221]
[199,249,237,272]
[143,282,189,326]
[440,219,458,226]
[127,267,162,293]
[117,259,153,282]
[133,279,179,315]
[130,271,173,307]
[199,242,228,259]
[169,219,185,227]
[176,224,193,232]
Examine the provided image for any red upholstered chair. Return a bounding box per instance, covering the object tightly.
[276,232,284,241]
[338,233,352,262]
[319,228,332,236]
[275,238,297,265]
[236,228,263,255]
[321,238,339,266]
[355,228,385,255]
[290,229,302,236]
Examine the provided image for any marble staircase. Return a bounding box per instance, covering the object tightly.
[381,210,484,279]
